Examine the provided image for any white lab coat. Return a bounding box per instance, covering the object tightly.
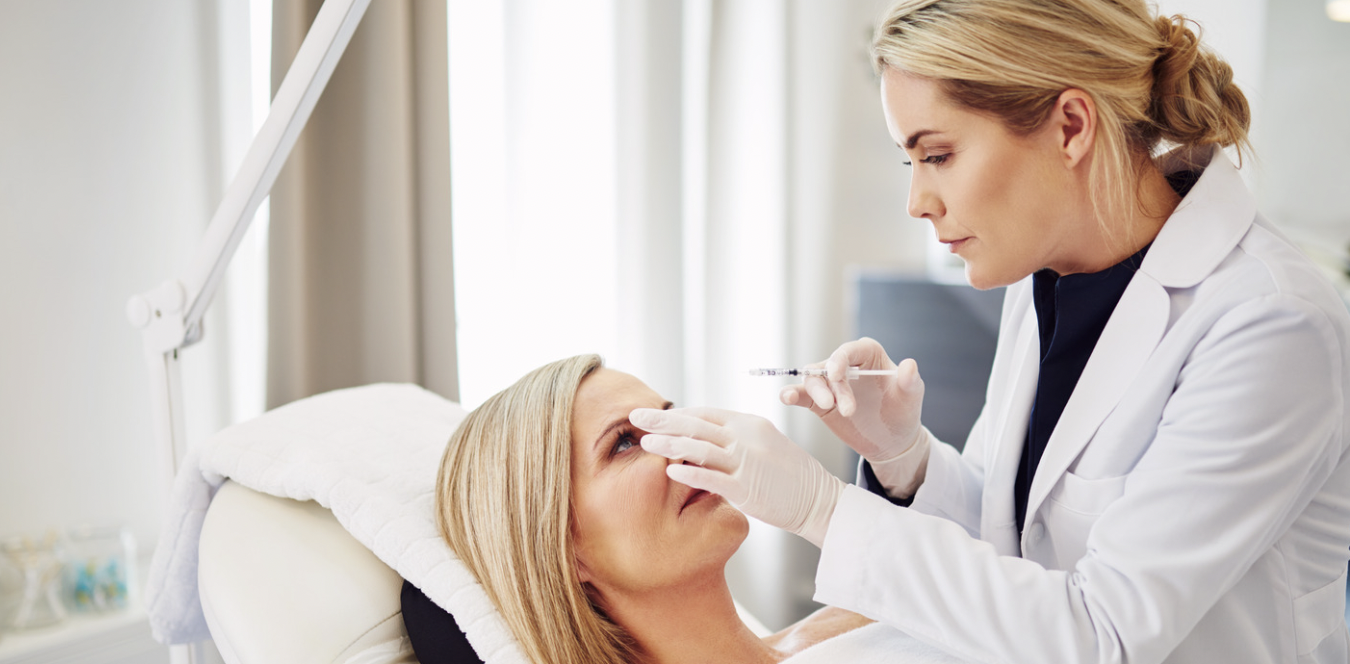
[815,146,1350,664]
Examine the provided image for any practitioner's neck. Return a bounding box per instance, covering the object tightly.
[602,573,781,664]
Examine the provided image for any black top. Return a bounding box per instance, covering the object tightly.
[401,580,486,663]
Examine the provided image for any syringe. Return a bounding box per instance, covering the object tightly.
[749,367,892,379]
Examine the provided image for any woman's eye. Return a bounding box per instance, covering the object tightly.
[611,433,637,457]
[902,154,948,167]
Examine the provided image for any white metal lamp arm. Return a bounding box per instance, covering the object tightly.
[125,1,371,657]
[127,0,373,469]
[129,0,372,356]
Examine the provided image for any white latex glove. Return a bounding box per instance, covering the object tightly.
[630,407,844,547]
[781,338,930,497]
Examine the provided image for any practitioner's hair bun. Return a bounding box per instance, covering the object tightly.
[1148,15,1251,150]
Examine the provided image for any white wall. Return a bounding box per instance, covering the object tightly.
[0,1,246,555]
[1253,2,1350,241]
[1156,0,1350,270]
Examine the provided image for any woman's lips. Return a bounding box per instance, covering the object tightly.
[943,237,970,253]
[680,488,712,514]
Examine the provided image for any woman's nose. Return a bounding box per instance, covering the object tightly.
[907,174,943,220]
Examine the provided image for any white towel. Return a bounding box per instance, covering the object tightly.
[144,383,530,664]
[782,623,968,663]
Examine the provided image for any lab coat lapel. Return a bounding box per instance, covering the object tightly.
[982,299,1040,556]
[1023,266,1171,526]
[1012,145,1253,549]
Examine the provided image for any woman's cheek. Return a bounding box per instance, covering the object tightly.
[637,455,673,510]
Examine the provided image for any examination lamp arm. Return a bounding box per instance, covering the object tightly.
[125,1,371,659]
[129,0,373,352]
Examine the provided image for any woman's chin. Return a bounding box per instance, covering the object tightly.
[667,496,750,577]
[964,262,1024,291]
[712,499,751,555]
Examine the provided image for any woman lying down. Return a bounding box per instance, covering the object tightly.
[434,354,963,664]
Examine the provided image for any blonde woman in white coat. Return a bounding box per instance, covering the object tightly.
[631,1,1350,662]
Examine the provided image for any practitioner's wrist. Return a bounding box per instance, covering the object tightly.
[799,471,845,548]
[867,427,931,500]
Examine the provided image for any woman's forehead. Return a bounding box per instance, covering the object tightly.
[573,370,663,432]
[880,69,967,141]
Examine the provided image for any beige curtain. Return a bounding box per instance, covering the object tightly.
[266,0,457,408]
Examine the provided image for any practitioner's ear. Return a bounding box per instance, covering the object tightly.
[1047,88,1097,170]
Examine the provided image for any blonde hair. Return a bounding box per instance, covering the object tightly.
[872,0,1251,226]
[436,354,640,664]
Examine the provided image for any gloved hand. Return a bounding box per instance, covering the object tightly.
[630,407,844,547]
[780,338,929,493]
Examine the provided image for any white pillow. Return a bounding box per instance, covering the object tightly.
[148,384,528,663]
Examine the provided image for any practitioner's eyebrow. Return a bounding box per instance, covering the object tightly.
[902,128,940,150]
[592,401,674,455]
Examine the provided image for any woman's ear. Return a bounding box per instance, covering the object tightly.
[575,554,611,608]
[575,552,594,584]
[1051,88,1097,169]
[576,557,607,607]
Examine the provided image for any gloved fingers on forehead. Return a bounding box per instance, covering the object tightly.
[631,407,734,445]
[641,434,736,471]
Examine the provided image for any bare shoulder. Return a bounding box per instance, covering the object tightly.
[763,606,874,657]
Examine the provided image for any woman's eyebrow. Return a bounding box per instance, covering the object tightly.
[903,129,939,149]
[593,419,627,453]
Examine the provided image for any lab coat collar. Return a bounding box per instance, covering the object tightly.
[1020,145,1255,543]
[1139,145,1256,289]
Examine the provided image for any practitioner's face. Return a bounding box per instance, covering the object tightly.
[881,67,1093,288]
[570,369,748,599]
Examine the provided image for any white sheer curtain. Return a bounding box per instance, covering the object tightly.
[448,0,620,408]
[449,0,921,628]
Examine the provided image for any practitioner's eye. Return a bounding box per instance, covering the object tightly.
[902,153,950,167]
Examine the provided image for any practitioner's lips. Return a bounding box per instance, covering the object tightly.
[940,236,971,253]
